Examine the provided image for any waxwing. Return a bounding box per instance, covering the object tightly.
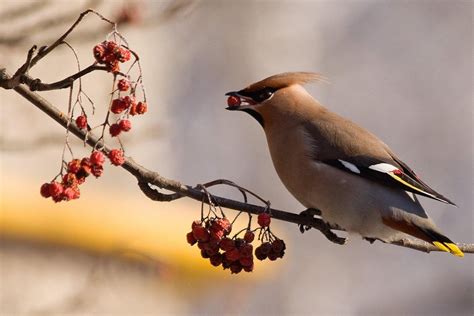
[226,72,463,257]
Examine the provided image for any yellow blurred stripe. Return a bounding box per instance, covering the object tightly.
[0,178,274,279]
[0,183,218,277]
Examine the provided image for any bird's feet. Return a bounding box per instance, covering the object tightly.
[299,208,322,233]
[363,237,377,244]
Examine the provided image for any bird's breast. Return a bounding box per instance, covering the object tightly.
[264,125,327,207]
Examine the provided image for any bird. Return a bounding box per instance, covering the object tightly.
[225,72,463,257]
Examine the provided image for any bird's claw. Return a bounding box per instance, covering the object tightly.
[298,208,322,233]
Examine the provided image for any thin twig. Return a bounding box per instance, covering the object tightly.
[29,9,116,68]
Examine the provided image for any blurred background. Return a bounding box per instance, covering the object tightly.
[0,0,472,315]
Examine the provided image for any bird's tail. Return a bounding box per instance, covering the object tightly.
[382,217,464,257]
[421,228,464,257]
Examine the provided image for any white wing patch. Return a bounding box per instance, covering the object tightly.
[338,159,361,174]
[368,163,399,173]
[406,191,417,202]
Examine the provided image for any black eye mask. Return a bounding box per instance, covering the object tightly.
[238,87,278,103]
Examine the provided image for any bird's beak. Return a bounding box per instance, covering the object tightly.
[225,91,256,110]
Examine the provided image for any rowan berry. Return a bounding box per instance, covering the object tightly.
[118,119,132,132]
[40,183,51,198]
[90,151,105,166]
[75,115,87,129]
[136,101,147,114]
[109,123,121,137]
[108,149,125,166]
[257,213,271,227]
[117,79,130,91]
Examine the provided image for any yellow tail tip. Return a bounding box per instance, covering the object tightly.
[433,241,464,257]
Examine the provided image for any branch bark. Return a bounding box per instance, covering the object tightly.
[1,71,472,255]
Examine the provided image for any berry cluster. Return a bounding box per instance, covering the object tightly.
[93,40,131,73]
[187,212,285,274]
[108,77,147,140]
[111,95,147,116]
[255,239,286,261]
[40,149,125,202]
[40,36,147,202]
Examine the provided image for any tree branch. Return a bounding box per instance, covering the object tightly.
[1,71,472,255]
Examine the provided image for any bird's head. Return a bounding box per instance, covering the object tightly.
[225,72,325,128]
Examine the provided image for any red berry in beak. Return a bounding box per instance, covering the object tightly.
[227,95,241,107]
[393,169,403,176]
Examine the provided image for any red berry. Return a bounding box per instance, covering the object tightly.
[75,170,88,182]
[71,186,80,199]
[205,242,220,256]
[230,263,242,274]
[239,256,253,267]
[81,157,91,166]
[210,254,223,267]
[191,220,202,229]
[118,119,132,132]
[257,213,271,227]
[91,165,104,178]
[117,47,131,62]
[255,247,267,261]
[107,60,120,73]
[40,183,51,198]
[108,149,125,166]
[239,243,253,258]
[244,231,255,243]
[129,103,137,116]
[225,248,240,262]
[123,96,136,109]
[192,225,210,242]
[52,195,64,203]
[75,115,87,129]
[117,79,130,91]
[76,176,86,185]
[136,101,147,115]
[49,182,63,198]
[259,242,272,255]
[90,151,105,166]
[219,238,235,251]
[186,232,197,246]
[272,239,286,254]
[62,187,76,201]
[76,160,91,179]
[111,98,126,114]
[393,169,403,176]
[216,218,232,233]
[200,249,210,259]
[93,43,106,63]
[227,95,241,107]
[210,229,225,241]
[197,241,207,250]
[67,159,81,174]
[243,263,254,272]
[109,123,121,137]
[105,41,119,54]
[268,250,278,261]
[62,173,77,186]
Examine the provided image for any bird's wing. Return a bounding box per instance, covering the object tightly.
[302,116,455,205]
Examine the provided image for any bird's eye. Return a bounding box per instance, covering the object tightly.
[254,88,274,102]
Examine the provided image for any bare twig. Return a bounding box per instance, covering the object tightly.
[29,9,116,68]
[2,71,472,254]
[22,65,111,91]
